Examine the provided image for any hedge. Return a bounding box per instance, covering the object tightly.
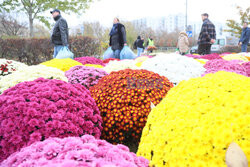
[220,45,250,53]
[0,36,101,65]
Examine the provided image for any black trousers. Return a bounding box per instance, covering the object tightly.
[198,44,212,55]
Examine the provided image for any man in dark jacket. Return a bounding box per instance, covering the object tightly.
[197,13,216,55]
[50,9,69,58]
[109,18,127,59]
[134,36,144,57]
[239,22,250,52]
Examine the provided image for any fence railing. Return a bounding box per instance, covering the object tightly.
[156,47,177,52]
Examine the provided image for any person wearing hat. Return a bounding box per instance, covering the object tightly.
[197,13,216,55]
[50,9,69,58]
[177,31,189,55]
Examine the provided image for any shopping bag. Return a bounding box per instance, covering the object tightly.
[56,47,74,59]
[120,46,136,60]
[103,47,114,59]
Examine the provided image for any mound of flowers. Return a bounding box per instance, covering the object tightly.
[147,46,157,51]
[140,53,206,85]
[84,64,104,68]
[1,135,149,167]
[242,62,250,77]
[65,66,108,89]
[137,71,250,166]
[185,53,223,60]
[0,78,102,162]
[103,60,138,73]
[0,59,27,80]
[41,58,83,72]
[74,57,105,66]
[103,58,120,64]
[90,69,173,144]
[0,65,68,94]
[203,59,247,76]
[222,54,249,62]
[134,56,150,67]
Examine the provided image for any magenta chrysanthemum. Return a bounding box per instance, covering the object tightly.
[0,78,102,161]
[74,57,104,66]
[242,61,250,77]
[0,135,149,167]
[186,53,223,60]
[203,59,247,76]
[65,66,108,89]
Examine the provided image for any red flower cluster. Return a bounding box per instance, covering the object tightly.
[0,64,8,73]
[147,46,157,51]
[90,69,173,144]
[0,78,102,162]
[74,56,104,66]
[102,58,120,64]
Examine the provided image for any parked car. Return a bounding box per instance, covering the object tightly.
[190,45,198,54]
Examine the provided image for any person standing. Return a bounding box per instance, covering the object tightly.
[50,9,69,58]
[109,18,127,59]
[197,13,216,55]
[147,37,155,53]
[134,36,144,57]
[177,31,189,55]
[239,22,250,52]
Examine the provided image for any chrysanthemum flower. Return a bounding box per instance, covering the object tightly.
[90,69,173,145]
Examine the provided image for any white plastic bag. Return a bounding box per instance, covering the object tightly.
[56,47,74,59]
[103,47,114,59]
[120,46,136,60]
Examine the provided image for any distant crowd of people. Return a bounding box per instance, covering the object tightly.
[49,9,250,59]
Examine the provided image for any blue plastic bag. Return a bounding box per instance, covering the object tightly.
[56,47,74,59]
[120,46,136,60]
[103,47,114,59]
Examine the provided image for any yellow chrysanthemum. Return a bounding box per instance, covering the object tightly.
[135,56,150,67]
[135,62,143,67]
[135,56,149,63]
[195,59,207,64]
[41,58,83,72]
[137,71,250,167]
[222,54,249,62]
[84,64,104,68]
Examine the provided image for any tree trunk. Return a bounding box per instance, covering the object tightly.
[29,14,34,38]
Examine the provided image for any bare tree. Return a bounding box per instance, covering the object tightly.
[33,24,50,37]
[0,13,27,37]
[83,22,105,40]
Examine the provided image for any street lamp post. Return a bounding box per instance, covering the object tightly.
[185,0,188,31]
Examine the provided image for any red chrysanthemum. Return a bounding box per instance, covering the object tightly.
[90,69,173,145]
[103,58,120,64]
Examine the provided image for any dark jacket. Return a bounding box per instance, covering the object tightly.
[198,19,216,45]
[136,39,144,49]
[51,15,69,46]
[109,23,127,50]
[239,27,250,45]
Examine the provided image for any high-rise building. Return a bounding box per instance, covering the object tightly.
[132,14,186,32]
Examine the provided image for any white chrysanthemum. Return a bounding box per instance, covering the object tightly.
[140,53,206,85]
[0,65,68,94]
[103,60,138,73]
[0,59,27,80]
[238,52,250,57]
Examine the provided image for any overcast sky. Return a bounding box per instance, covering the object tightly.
[59,0,250,28]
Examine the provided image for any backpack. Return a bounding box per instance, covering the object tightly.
[133,40,137,49]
